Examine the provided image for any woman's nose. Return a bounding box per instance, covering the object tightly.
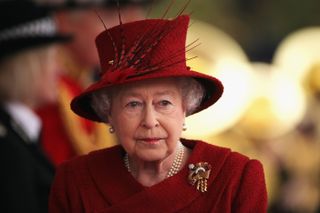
[141,105,159,128]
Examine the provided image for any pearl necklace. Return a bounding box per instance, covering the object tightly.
[124,142,185,178]
[167,142,184,177]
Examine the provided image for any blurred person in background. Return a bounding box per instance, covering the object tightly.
[268,63,320,213]
[0,1,71,213]
[35,0,154,167]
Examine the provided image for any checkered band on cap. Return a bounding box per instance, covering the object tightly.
[0,17,57,42]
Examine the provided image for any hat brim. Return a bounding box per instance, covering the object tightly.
[71,68,224,122]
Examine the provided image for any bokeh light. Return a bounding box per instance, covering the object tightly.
[183,20,255,139]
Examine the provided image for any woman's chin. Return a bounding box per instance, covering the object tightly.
[136,150,167,163]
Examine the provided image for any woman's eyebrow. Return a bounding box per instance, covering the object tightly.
[120,89,177,97]
[154,90,177,96]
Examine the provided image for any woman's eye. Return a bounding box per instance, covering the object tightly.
[158,100,172,107]
[126,101,141,108]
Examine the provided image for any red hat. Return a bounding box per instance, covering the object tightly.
[71,15,223,122]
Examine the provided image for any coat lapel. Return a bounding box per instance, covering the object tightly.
[87,146,144,204]
[87,140,231,212]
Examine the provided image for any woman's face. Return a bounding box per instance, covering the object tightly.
[108,78,186,162]
[35,46,61,106]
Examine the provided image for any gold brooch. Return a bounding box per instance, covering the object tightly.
[188,162,212,192]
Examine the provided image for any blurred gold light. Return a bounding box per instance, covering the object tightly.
[304,63,320,97]
[183,19,254,139]
[273,27,320,84]
[237,63,307,140]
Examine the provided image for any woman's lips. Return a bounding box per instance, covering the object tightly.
[137,138,163,144]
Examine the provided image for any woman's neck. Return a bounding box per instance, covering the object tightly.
[125,144,191,187]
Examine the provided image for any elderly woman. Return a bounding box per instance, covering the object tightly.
[49,9,268,213]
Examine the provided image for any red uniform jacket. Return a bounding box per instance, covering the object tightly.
[36,75,115,166]
[49,139,268,213]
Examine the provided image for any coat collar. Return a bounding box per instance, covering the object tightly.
[4,102,41,142]
[0,103,42,143]
[87,139,231,212]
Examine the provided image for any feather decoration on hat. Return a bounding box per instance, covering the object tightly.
[95,11,119,68]
[71,0,224,122]
[116,0,127,69]
[97,0,199,79]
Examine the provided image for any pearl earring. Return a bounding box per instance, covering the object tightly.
[182,123,187,131]
[109,126,115,133]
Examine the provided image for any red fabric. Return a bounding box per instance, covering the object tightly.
[36,103,75,166]
[36,75,94,166]
[49,140,268,213]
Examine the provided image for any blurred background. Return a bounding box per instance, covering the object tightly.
[28,0,320,212]
[151,0,320,212]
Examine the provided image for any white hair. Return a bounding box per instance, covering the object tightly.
[91,77,205,123]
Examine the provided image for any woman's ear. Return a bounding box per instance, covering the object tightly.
[184,107,188,118]
[182,102,187,117]
[106,100,113,123]
[107,114,116,134]
[107,114,113,124]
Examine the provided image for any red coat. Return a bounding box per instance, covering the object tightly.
[36,75,90,165]
[36,75,116,166]
[49,139,268,213]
